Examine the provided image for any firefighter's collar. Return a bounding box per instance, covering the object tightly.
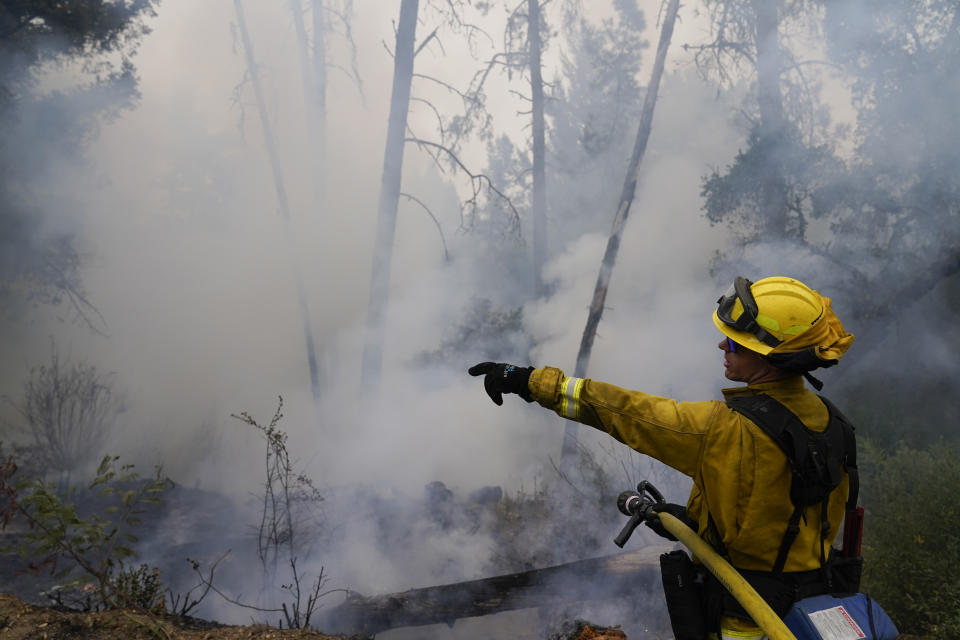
[721,375,806,399]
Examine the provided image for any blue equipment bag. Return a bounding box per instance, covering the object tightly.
[784,593,898,640]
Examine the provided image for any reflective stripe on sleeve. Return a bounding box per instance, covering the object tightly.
[559,377,585,420]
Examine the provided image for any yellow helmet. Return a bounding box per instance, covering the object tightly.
[712,276,853,363]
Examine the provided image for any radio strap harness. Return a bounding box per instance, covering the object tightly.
[726,394,859,582]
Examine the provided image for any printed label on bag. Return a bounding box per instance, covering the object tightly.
[808,605,867,640]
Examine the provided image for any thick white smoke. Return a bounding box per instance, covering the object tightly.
[9,0,926,634]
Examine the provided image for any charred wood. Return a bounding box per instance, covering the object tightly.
[321,548,663,636]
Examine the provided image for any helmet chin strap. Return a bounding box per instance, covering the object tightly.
[802,371,825,391]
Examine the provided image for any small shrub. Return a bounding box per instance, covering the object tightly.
[6,347,123,486]
[226,397,329,629]
[485,442,665,574]
[113,563,166,614]
[859,440,960,639]
[0,454,174,612]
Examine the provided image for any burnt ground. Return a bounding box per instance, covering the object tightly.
[0,484,651,638]
[0,593,632,639]
[0,592,359,640]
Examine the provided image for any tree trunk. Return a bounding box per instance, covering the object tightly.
[311,0,328,198]
[560,0,681,467]
[288,0,327,203]
[234,0,322,402]
[752,0,790,238]
[529,0,547,297]
[360,0,419,387]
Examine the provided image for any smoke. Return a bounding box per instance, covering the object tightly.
[4,0,956,634]
[0,1,732,630]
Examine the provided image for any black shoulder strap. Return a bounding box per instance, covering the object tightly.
[725,394,803,454]
[726,394,855,574]
[818,395,859,512]
[725,395,806,574]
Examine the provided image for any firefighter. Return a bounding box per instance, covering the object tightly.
[468,276,856,640]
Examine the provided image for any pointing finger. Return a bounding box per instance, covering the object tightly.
[468,362,496,376]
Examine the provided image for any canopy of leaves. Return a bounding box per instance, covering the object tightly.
[704,0,960,332]
[821,0,960,298]
[0,0,158,323]
[545,1,648,250]
[701,124,845,242]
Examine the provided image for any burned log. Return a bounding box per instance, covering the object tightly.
[321,546,667,636]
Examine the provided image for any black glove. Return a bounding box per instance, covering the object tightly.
[467,362,534,406]
[645,503,697,542]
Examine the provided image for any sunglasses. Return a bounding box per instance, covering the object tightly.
[726,337,738,353]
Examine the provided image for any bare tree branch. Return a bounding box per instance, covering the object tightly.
[410,96,445,138]
[414,26,440,57]
[406,137,522,233]
[43,255,109,337]
[412,72,480,106]
[320,0,365,100]
[433,0,495,52]
[400,192,450,261]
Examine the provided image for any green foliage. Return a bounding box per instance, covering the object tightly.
[0,453,174,611]
[546,0,647,245]
[0,0,158,80]
[701,125,846,241]
[704,0,960,332]
[859,441,960,639]
[819,0,960,310]
[556,0,646,160]
[841,372,960,451]
[0,0,158,323]
[112,563,165,614]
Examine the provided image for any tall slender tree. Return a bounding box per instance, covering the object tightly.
[288,0,326,202]
[288,0,362,207]
[360,0,419,387]
[361,1,515,386]
[528,0,548,297]
[310,0,329,198]
[234,0,322,402]
[561,0,681,466]
[751,0,791,238]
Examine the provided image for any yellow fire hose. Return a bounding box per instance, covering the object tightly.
[658,512,798,640]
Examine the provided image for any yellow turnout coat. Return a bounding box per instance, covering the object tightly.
[528,367,850,573]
